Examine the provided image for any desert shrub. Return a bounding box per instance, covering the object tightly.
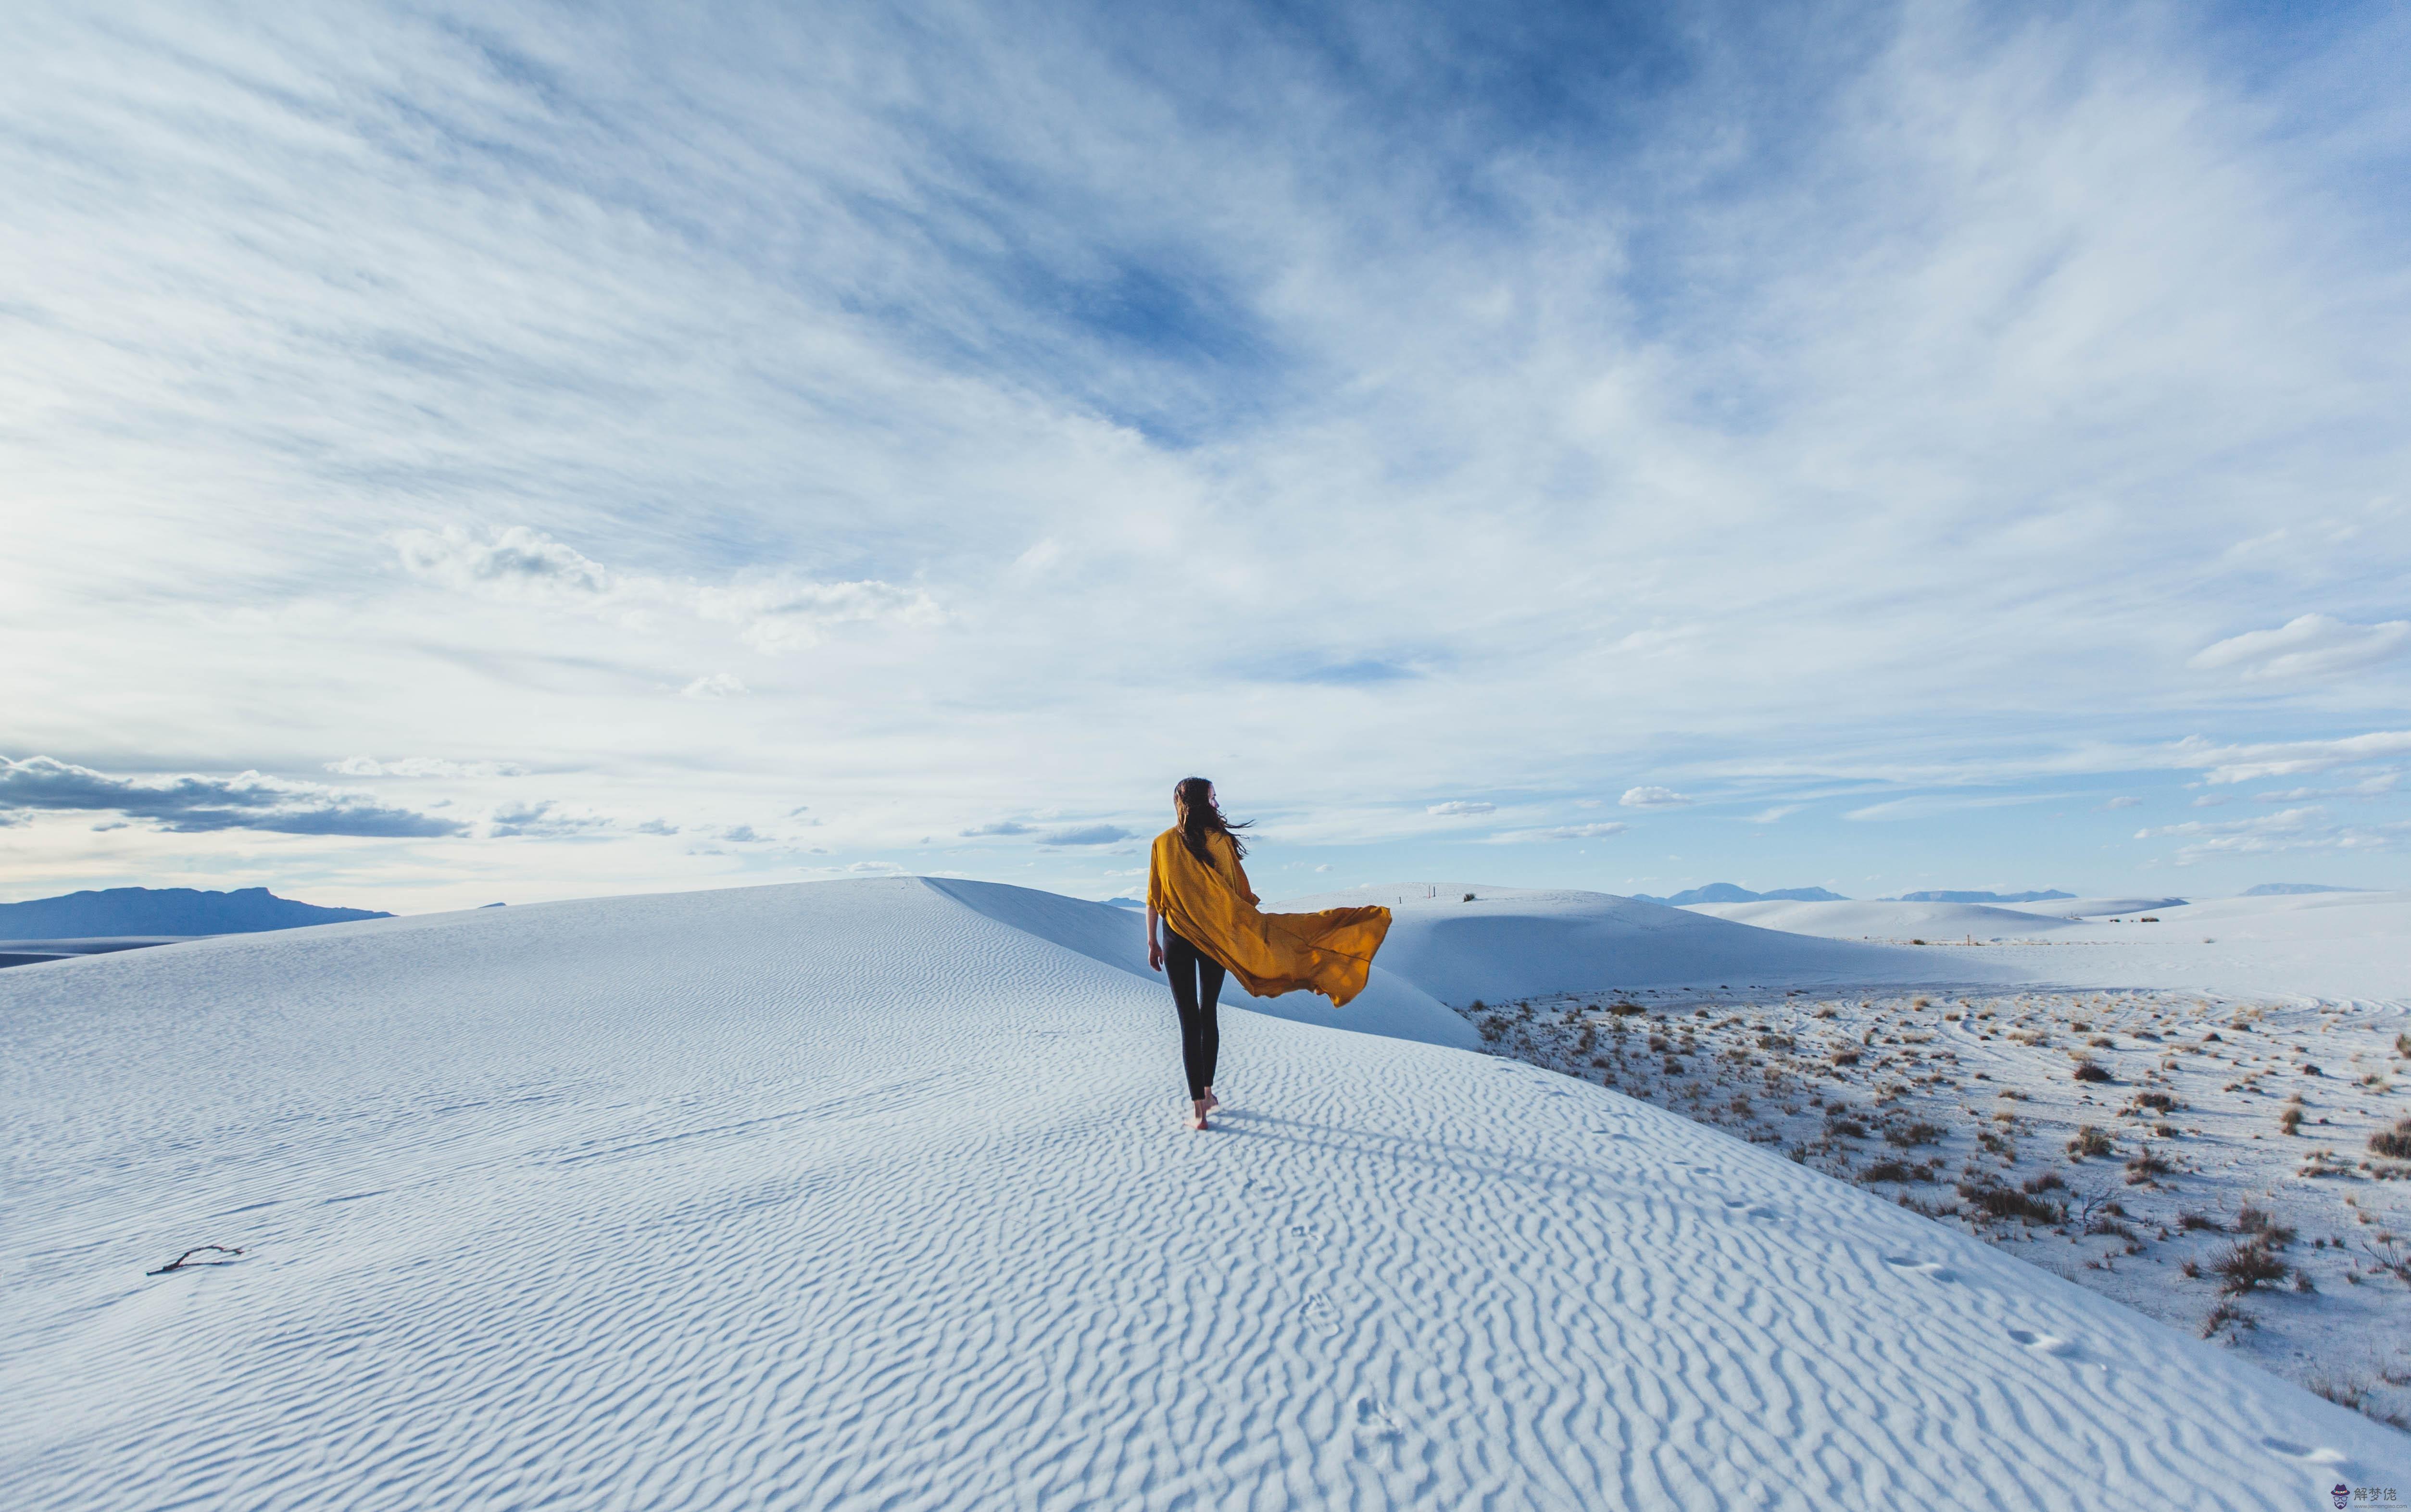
[1830,1050,1861,1067]
[2125,1150,2172,1184]
[1860,1159,1929,1184]
[2021,1172,2065,1195]
[1886,1121,1945,1148]
[1478,1016,1507,1043]
[2211,1239,2289,1295]
[2071,1060,2113,1084]
[2177,1210,2225,1233]
[2200,1299,2257,1338]
[2067,1125,2113,1159]
[1828,1118,1869,1140]
[2235,1206,2295,1247]
[1956,1180,2063,1225]
[1608,1000,1645,1017]
[2089,1036,2116,1049]
[2155,1122,2181,1138]
[2278,1105,2303,1135]
[2370,1118,2411,1160]
[2086,1214,2138,1240]
[2132,1091,2177,1113]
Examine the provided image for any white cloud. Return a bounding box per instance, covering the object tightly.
[327,757,530,778]
[1844,793,2055,823]
[1743,805,1804,824]
[2095,796,2142,811]
[394,525,939,654]
[1427,800,1495,816]
[681,673,749,700]
[6,2,2408,907]
[2191,614,2411,683]
[2129,804,2406,864]
[2177,731,2411,785]
[1619,787,1692,810]
[1488,822,1630,843]
[2136,806,2325,841]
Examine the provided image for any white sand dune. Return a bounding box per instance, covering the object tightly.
[1683,897,2091,940]
[1994,896,2191,917]
[1685,888,2411,1002]
[1283,883,2026,1001]
[3,876,2399,1508]
[929,877,1479,1049]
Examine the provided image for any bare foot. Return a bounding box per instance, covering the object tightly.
[1190,1098,1210,1131]
[1201,1088,1220,1113]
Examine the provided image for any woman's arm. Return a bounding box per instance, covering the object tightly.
[1145,903,1164,971]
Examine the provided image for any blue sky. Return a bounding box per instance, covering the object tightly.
[3,0,2408,911]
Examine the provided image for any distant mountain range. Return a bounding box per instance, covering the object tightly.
[2241,883,2369,896]
[1888,889,2075,904]
[1632,884,1850,906]
[0,887,392,938]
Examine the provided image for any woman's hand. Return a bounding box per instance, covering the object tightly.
[1149,936,1164,972]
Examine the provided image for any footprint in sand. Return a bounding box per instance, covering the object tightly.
[1300,1291,1344,1337]
[2005,1327,2077,1357]
[1353,1396,1406,1451]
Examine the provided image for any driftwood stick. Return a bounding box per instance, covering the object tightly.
[148,1245,244,1275]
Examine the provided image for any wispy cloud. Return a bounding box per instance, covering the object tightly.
[1844,793,2057,823]
[2191,614,2411,683]
[2176,732,2411,786]
[328,757,530,779]
[1619,787,1692,810]
[2,756,465,838]
[1427,800,1495,816]
[2135,805,2405,865]
[4,1,2406,905]
[1487,822,1630,843]
[1036,825,1135,848]
[395,525,939,652]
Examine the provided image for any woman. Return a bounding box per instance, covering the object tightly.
[1145,778,1393,1130]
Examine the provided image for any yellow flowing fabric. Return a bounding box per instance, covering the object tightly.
[1147,827,1391,1007]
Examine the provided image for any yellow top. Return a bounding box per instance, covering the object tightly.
[1147,826,1392,1007]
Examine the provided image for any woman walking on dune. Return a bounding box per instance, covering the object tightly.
[1146,778,1393,1131]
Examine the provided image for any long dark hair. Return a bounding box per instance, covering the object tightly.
[1174,776,1250,863]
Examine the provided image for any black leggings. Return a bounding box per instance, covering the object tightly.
[1162,925,1224,1100]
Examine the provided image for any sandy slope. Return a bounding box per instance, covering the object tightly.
[1684,898,2091,941]
[1686,889,2411,1002]
[1280,883,2026,1001]
[2,877,2401,1509]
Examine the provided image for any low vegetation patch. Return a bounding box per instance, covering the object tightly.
[2067,1125,2113,1159]
[1956,1179,2064,1226]
[2370,1118,2411,1160]
[2210,1239,2290,1296]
